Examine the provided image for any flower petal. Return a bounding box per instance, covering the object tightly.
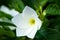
[12,14,23,27]
[36,18,42,30]
[12,12,38,29]
[10,9,19,17]
[22,6,38,18]
[27,26,37,39]
[0,5,10,14]
[38,20,42,30]
[12,14,31,29]
[16,27,33,37]
[0,5,19,17]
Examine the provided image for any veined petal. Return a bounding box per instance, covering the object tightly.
[22,6,38,18]
[16,27,33,37]
[27,26,37,39]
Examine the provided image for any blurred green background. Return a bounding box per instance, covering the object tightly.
[0,0,60,40]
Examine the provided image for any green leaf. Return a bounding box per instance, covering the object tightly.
[46,16,60,40]
[0,11,13,20]
[2,26,11,31]
[8,0,25,12]
[23,0,48,9]
[48,0,60,8]
[39,0,48,7]
[47,28,60,40]
[0,17,16,30]
[15,37,26,40]
[48,16,60,31]
[46,4,60,15]
[0,0,12,6]
[0,28,15,38]
[0,21,16,27]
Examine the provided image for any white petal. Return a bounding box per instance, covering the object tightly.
[38,20,42,30]
[12,13,34,29]
[27,26,37,39]
[16,27,33,37]
[0,5,19,17]
[0,5,10,14]
[12,14,23,27]
[36,18,42,30]
[12,14,28,29]
[22,6,38,18]
[10,9,19,17]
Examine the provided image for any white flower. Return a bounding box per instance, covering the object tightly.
[12,6,42,39]
[0,5,19,17]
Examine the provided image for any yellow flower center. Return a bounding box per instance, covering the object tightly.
[29,18,35,25]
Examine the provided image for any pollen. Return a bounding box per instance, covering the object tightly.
[29,18,35,25]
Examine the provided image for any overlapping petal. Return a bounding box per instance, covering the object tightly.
[22,6,38,18]
[27,26,37,39]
